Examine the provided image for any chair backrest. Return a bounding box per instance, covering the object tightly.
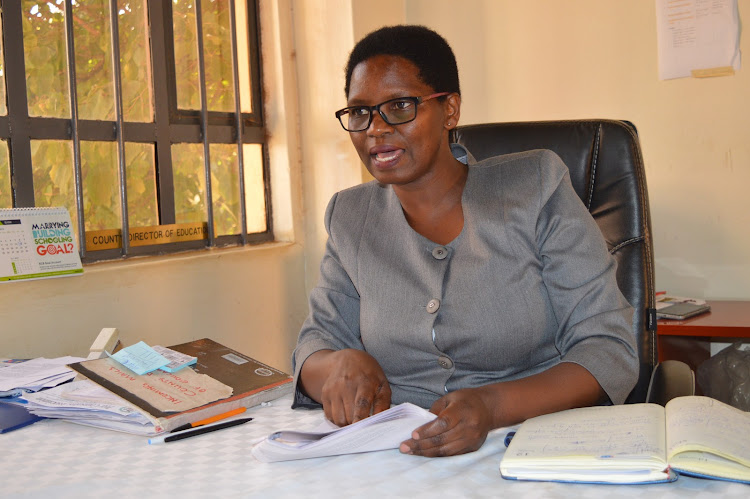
[452,119,656,403]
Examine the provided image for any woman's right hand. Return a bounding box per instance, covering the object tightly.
[300,349,392,426]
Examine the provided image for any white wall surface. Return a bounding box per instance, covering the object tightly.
[1,245,308,370]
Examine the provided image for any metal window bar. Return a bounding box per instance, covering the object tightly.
[2,2,35,207]
[109,0,130,255]
[229,0,247,244]
[194,0,215,246]
[63,0,86,258]
[148,1,177,227]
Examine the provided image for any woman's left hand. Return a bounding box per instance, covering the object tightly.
[398,363,605,457]
[399,388,494,457]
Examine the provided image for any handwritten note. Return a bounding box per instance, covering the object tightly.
[111,341,170,375]
[666,396,750,463]
[656,0,740,80]
[506,403,666,460]
[152,345,197,373]
[81,357,233,413]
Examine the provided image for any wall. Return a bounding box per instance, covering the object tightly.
[291,0,363,294]
[381,0,750,301]
[1,245,308,370]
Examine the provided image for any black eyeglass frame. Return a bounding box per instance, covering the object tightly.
[335,92,451,132]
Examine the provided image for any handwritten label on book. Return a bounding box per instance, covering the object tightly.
[79,357,232,412]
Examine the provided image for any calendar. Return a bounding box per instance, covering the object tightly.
[0,207,83,282]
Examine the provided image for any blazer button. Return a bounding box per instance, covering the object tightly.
[431,246,448,260]
[426,299,440,313]
[437,356,453,369]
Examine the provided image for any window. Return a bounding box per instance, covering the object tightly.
[0,0,270,262]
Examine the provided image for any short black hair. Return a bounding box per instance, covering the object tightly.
[344,25,460,98]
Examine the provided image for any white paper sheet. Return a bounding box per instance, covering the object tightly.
[0,356,83,392]
[251,403,436,462]
[656,0,740,80]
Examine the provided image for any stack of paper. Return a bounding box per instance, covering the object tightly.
[252,403,436,462]
[22,380,159,436]
[0,356,84,397]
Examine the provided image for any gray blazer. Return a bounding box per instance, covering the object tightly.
[292,149,638,409]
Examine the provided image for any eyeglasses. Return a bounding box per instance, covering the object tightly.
[335,92,451,132]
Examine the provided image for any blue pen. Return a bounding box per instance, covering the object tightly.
[504,431,516,447]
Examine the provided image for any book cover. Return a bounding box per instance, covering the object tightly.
[0,400,43,434]
[68,338,292,432]
[0,207,83,282]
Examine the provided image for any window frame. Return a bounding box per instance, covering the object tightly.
[0,0,272,263]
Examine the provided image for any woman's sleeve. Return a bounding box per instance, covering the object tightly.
[291,192,365,408]
[535,151,639,405]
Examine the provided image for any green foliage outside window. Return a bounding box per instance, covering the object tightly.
[31,140,77,235]
[74,0,116,121]
[210,144,242,235]
[0,144,10,208]
[173,0,235,112]
[81,141,121,231]
[23,1,70,118]
[125,143,158,227]
[172,143,242,236]
[172,143,206,225]
[118,1,153,122]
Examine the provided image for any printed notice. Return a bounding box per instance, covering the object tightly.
[656,0,741,80]
[0,207,83,282]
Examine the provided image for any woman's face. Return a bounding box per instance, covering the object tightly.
[346,55,457,187]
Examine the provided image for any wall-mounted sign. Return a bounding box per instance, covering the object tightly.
[86,222,207,251]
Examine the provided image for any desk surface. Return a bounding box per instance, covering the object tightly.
[1,395,748,498]
[658,300,750,338]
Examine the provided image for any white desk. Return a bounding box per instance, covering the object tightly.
[2,395,747,498]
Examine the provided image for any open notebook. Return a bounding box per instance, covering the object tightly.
[500,396,750,484]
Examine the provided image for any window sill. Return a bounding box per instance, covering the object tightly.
[82,240,299,274]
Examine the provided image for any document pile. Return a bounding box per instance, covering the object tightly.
[21,379,160,436]
[252,403,436,462]
[18,339,292,436]
[0,356,84,397]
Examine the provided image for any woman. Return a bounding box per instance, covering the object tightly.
[292,25,638,457]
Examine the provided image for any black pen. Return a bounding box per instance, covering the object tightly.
[148,417,253,444]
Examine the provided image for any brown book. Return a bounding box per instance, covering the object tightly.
[68,338,292,433]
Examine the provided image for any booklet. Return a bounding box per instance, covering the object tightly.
[0,207,83,281]
[252,403,436,462]
[500,396,750,484]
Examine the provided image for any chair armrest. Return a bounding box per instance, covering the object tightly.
[645,360,695,406]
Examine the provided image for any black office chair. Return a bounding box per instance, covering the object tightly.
[452,119,693,404]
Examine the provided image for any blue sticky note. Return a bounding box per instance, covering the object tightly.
[111,341,170,375]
